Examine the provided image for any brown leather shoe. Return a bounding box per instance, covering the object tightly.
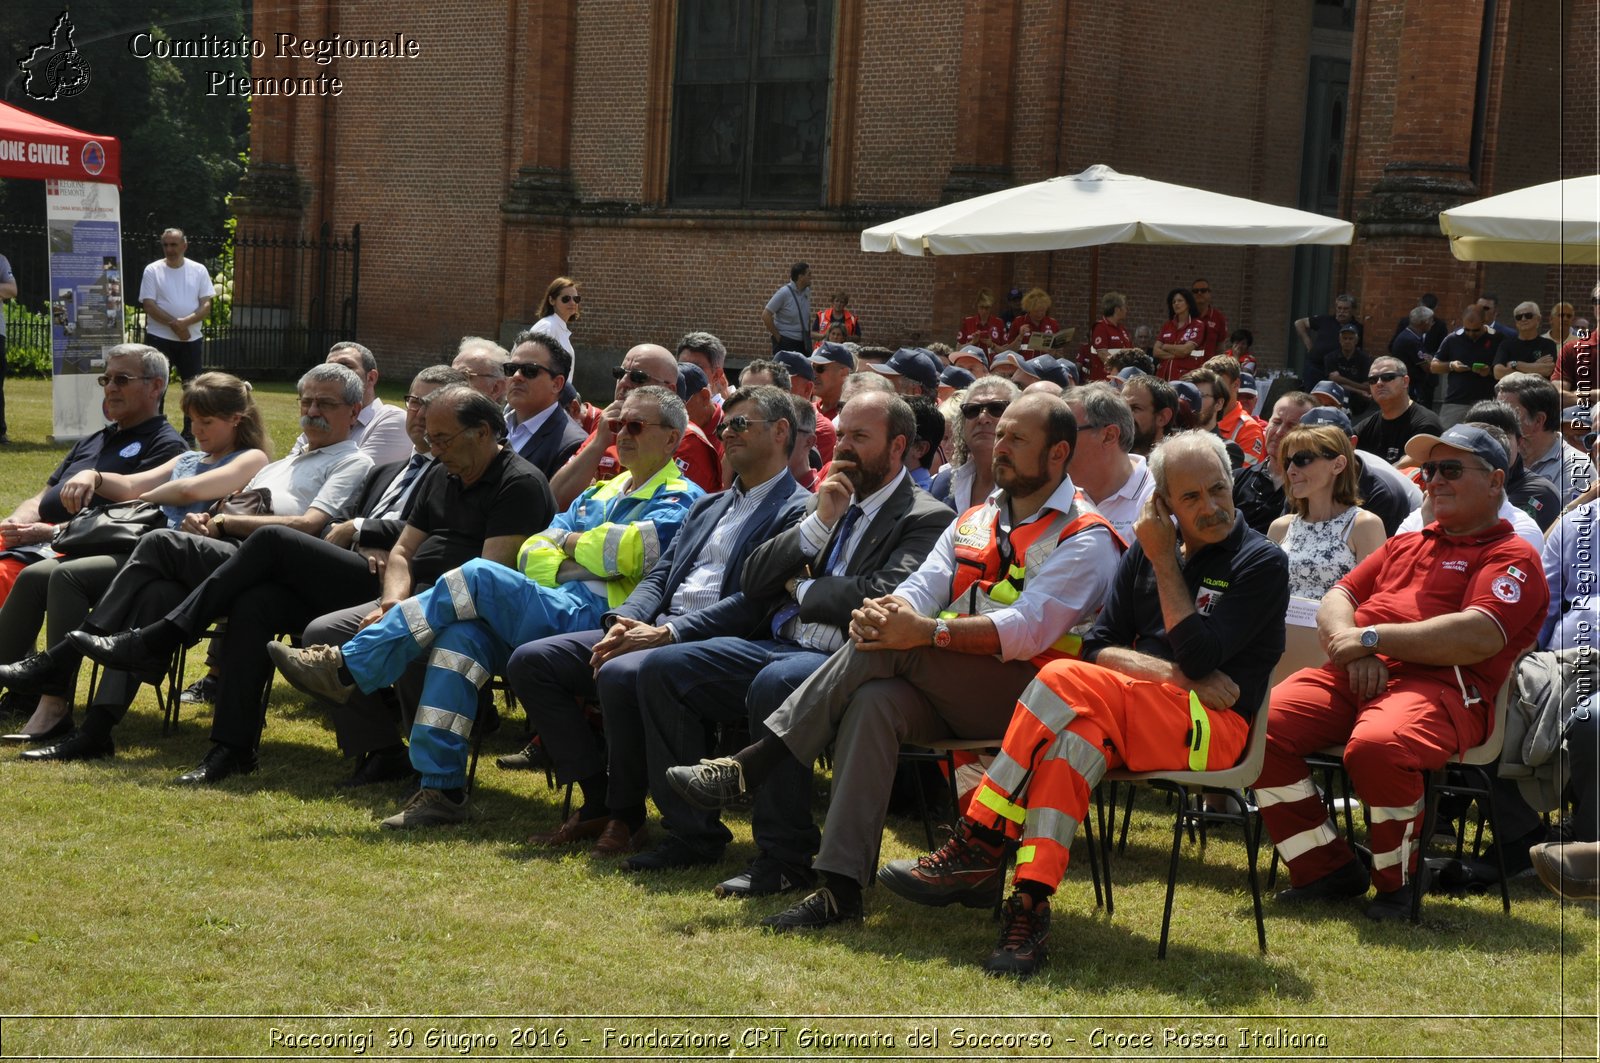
[589,818,648,857]
[528,811,610,848]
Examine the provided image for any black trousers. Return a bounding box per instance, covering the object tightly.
[144,332,204,439]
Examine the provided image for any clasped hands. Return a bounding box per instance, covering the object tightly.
[848,594,930,651]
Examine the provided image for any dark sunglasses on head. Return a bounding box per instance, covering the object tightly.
[504,362,553,379]
[559,294,581,304]
[1514,311,1537,320]
[606,417,663,436]
[1419,459,1489,482]
[714,414,770,438]
[961,400,1010,420]
[1368,371,1404,384]
[612,366,654,385]
[1286,450,1337,468]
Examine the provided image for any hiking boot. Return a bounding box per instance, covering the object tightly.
[665,756,746,811]
[268,642,354,705]
[380,788,468,830]
[877,825,1004,908]
[984,893,1050,977]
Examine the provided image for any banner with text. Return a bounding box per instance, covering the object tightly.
[45,178,123,440]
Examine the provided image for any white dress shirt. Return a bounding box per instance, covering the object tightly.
[784,467,907,653]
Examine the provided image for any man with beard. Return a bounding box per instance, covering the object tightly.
[595,391,952,886]
[1120,372,1178,456]
[666,394,1124,930]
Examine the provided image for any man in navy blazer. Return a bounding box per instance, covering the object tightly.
[505,329,587,479]
[507,385,812,857]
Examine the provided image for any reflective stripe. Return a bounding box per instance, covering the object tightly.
[1048,631,1084,657]
[1021,510,1075,571]
[974,783,1025,825]
[1255,777,1320,808]
[637,521,661,572]
[399,598,434,651]
[1015,844,1038,865]
[1043,728,1106,785]
[1187,690,1210,771]
[415,704,473,738]
[1023,806,1080,849]
[428,648,490,689]
[443,568,476,620]
[1368,797,1425,824]
[1018,679,1077,733]
[602,524,627,576]
[984,749,1029,794]
[1275,821,1340,862]
[985,580,1021,607]
[1372,846,1405,870]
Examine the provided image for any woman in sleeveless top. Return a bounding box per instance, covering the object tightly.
[1267,423,1385,600]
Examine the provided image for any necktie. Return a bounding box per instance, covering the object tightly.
[373,453,429,518]
[771,504,863,639]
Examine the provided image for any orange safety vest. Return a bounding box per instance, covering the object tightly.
[943,491,1125,666]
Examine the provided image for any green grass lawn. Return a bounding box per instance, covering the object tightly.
[0,377,1595,1059]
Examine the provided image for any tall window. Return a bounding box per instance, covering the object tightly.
[671,0,834,207]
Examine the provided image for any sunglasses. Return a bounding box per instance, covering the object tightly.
[1514,312,1537,320]
[1368,371,1404,384]
[961,400,1010,420]
[714,415,770,438]
[612,366,656,385]
[1191,287,1210,294]
[1419,459,1490,482]
[1286,450,1337,468]
[559,294,581,304]
[505,362,554,379]
[97,373,151,387]
[605,417,664,436]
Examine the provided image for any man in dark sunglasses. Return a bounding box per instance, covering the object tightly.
[548,343,721,507]
[503,330,586,480]
[1431,304,1499,426]
[1352,355,1441,466]
[1491,301,1557,384]
[1262,423,1547,921]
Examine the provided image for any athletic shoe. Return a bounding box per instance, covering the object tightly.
[180,674,219,705]
[267,642,354,705]
[759,887,862,932]
[380,788,468,830]
[665,756,746,810]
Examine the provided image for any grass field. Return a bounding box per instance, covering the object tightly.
[0,376,1595,1060]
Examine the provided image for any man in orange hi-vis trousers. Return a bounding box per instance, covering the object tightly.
[878,432,1290,976]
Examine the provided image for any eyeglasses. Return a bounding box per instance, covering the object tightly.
[714,415,770,438]
[1286,450,1337,468]
[424,427,475,450]
[612,366,657,386]
[97,373,152,387]
[961,400,1010,420]
[1191,287,1210,294]
[559,294,581,304]
[1514,312,1537,320]
[606,417,664,436]
[505,362,554,379]
[404,394,427,409]
[298,397,350,411]
[1368,371,1405,384]
[1419,459,1491,482]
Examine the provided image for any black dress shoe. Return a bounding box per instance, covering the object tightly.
[176,743,259,785]
[620,836,722,872]
[67,630,167,684]
[0,650,69,692]
[335,747,416,789]
[21,731,115,762]
[1,716,75,744]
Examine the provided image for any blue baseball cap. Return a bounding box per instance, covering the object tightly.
[1312,380,1348,408]
[773,348,816,383]
[1405,423,1510,472]
[1173,380,1203,414]
[1238,372,1258,395]
[1018,355,1073,389]
[940,365,976,390]
[809,341,855,371]
[675,362,709,400]
[1300,405,1354,437]
[870,347,941,391]
[951,344,990,370]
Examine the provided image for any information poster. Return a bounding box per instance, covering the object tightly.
[44,177,122,440]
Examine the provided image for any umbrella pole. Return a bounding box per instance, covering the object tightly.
[1088,246,1100,332]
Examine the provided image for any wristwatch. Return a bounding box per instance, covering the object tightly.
[213,513,227,536]
[1359,625,1380,650]
[931,618,952,649]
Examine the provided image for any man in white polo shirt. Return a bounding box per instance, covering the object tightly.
[139,228,214,443]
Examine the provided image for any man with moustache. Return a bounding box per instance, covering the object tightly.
[667,394,1125,932]
[607,391,951,888]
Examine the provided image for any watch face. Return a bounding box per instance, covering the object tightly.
[1360,628,1378,647]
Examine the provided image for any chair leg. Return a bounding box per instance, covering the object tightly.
[1243,798,1268,953]
[1411,769,1439,925]
[1116,782,1135,855]
[1156,784,1188,959]
[1470,767,1512,914]
[1094,783,1116,916]
[1080,803,1104,911]
[162,644,188,735]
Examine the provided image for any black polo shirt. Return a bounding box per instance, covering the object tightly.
[1492,334,1558,372]
[1082,513,1289,719]
[1303,316,1362,388]
[405,447,556,586]
[40,415,188,523]
[1355,401,1443,466]
[1432,329,1500,406]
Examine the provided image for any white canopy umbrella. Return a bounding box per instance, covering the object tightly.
[860,164,1354,256]
[1438,175,1600,264]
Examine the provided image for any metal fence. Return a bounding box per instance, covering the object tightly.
[2,222,360,380]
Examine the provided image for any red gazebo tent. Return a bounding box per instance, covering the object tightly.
[0,100,120,184]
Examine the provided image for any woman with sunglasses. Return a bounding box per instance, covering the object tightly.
[930,376,1021,512]
[533,275,582,359]
[1267,423,1384,600]
[0,372,271,742]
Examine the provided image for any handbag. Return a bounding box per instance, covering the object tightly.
[51,501,165,557]
[208,487,273,517]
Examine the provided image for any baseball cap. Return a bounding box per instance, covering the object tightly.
[809,341,855,371]
[1116,365,1148,383]
[1238,372,1258,395]
[1300,406,1354,437]
[559,381,578,404]
[989,351,1024,373]
[1173,380,1203,415]
[1019,355,1073,389]
[1007,287,1023,301]
[951,344,990,370]
[1311,380,1348,408]
[1404,423,1510,473]
[940,365,976,390]
[1339,322,1359,334]
[675,362,709,400]
[869,347,942,391]
[1562,404,1591,428]
[773,349,816,383]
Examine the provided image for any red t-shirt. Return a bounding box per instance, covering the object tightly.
[1082,318,1132,382]
[813,406,837,466]
[1008,315,1060,348]
[588,422,722,494]
[1216,404,1266,466]
[1198,307,1229,356]
[1157,317,1208,379]
[1554,333,1598,391]
[958,314,1006,350]
[1334,521,1548,701]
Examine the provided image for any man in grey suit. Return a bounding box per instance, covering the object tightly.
[620,390,952,889]
[504,329,587,479]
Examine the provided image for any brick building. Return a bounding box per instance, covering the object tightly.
[236,0,1598,395]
